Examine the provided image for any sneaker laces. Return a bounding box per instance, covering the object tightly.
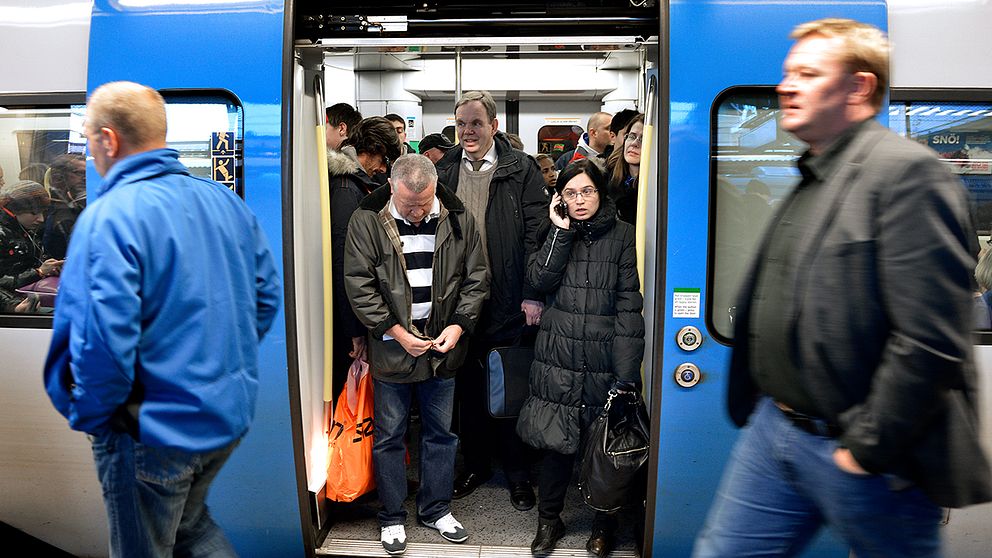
[433,513,463,534]
[381,524,406,543]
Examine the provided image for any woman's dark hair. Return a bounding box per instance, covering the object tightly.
[556,158,609,196]
[346,116,402,163]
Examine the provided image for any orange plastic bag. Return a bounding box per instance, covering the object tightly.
[326,358,375,502]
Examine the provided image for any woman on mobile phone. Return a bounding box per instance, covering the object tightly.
[515,158,645,557]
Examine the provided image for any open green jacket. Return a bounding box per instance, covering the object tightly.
[344,183,488,382]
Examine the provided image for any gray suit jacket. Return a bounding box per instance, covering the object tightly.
[729,119,992,508]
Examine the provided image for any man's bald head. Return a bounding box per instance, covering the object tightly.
[587,111,614,153]
[85,82,168,175]
[87,81,167,150]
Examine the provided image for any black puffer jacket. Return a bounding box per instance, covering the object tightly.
[329,147,378,340]
[435,132,549,340]
[0,211,46,311]
[515,197,645,455]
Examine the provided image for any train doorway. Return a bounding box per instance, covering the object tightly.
[288,4,661,556]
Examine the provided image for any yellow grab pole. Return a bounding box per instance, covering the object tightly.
[634,123,653,296]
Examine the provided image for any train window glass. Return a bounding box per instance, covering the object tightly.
[0,92,243,320]
[0,103,86,317]
[710,91,992,340]
[709,88,804,341]
[889,101,992,332]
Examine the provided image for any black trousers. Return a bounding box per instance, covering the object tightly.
[455,333,531,483]
[538,449,615,528]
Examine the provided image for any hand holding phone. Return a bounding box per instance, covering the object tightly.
[549,192,570,228]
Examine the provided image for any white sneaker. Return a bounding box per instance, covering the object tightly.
[421,512,469,543]
[380,524,407,555]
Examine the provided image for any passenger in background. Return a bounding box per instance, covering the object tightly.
[344,154,488,555]
[974,247,992,329]
[505,132,525,151]
[555,112,613,170]
[44,81,281,558]
[43,153,87,259]
[607,113,644,225]
[606,108,639,159]
[419,132,455,164]
[435,90,549,511]
[0,180,61,313]
[517,159,644,558]
[19,163,49,186]
[385,113,414,155]
[535,153,557,194]
[329,116,402,397]
[0,164,5,188]
[693,19,991,557]
[326,102,362,151]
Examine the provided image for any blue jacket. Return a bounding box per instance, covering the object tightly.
[44,149,281,452]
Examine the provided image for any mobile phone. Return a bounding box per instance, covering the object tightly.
[554,200,568,219]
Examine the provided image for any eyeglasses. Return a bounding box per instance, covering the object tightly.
[624,132,643,145]
[561,187,598,201]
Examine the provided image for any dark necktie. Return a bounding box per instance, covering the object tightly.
[469,159,485,171]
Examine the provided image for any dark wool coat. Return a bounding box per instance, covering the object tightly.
[516,197,645,455]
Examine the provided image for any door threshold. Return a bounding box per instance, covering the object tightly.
[318,538,640,557]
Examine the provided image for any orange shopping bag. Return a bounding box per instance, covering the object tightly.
[326,357,375,502]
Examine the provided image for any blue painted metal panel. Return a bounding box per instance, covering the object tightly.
[86,2,302,556]
[655,2,886,556]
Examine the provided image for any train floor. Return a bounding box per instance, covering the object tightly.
[318,417,643,557]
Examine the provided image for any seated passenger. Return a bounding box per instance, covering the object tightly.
[606,113,644,225]
[974,247,992,329]
[0,180,62,312]
[43,154,87,259]
[516,159,645,558]
[328,116,401,397]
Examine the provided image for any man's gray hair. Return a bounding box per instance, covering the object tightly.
[455,90,497,121]
[87,81,167,147]
[390,154,437,193]
[977,248,992,291]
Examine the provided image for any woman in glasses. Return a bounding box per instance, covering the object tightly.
[516,159,645,557]
[605,113,644,225]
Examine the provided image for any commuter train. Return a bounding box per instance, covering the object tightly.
[2,0,991,556]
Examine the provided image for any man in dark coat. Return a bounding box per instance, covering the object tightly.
[434,90,549,510]
[693,19,992,558]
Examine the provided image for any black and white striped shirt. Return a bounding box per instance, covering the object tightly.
[389,197,440,337]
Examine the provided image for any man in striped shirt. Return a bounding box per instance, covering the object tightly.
[345,154,488,555]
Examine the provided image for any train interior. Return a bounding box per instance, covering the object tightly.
[289,7,662,553]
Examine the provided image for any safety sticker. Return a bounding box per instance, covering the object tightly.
[673,288,700,318]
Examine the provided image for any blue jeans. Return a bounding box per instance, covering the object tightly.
[373,376,457,527]
[90,430,239,558]
[693,398,942,558]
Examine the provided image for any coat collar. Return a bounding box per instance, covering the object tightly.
[95,148,188,199]
[572,195,618,240]
[436,132,524,180]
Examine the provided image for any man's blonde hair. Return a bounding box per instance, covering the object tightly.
[791,18,889,110]
[455,90,498,121]
[87,81,167,148]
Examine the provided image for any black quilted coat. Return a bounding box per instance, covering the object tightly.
[515,197,645,455]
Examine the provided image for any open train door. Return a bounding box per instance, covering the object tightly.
[648,1,887,556]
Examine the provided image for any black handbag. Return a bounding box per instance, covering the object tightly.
[486,345,534,418]
[578,387,650,512]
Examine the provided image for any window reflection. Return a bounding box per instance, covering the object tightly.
[710,90,992,338]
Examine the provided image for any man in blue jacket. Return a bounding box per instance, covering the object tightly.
[43,81,281,558]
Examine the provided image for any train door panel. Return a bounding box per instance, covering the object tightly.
[86,2,305,556]
[653,2,886,556]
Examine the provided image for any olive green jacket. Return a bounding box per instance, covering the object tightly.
[344,184,488,382]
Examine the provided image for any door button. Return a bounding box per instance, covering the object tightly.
[675,363,701,388]
[676,326,702,351]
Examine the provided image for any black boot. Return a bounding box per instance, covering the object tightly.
[586,513,617,558]
[531,517,565,556]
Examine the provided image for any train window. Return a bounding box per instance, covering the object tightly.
[708,88,803,341]
[709,90,992,340]
[889,100,992,332]
[0,92,243,322]
[537,124,584,161]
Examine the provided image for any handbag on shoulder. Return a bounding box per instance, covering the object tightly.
[578,385,650,512]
